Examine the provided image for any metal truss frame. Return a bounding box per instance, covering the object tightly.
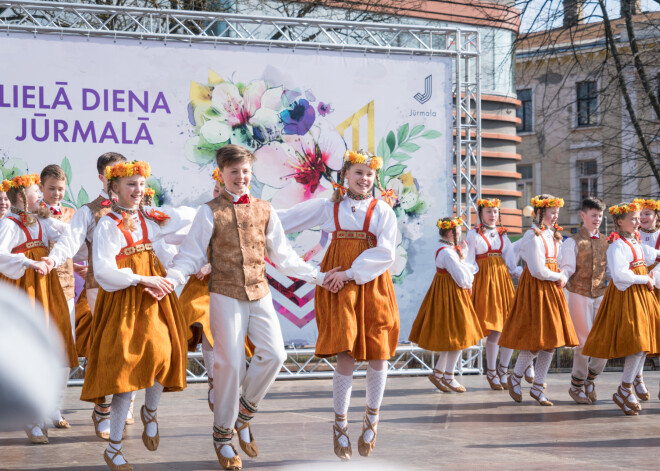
[0,0,482,381]
[67,344,482,385]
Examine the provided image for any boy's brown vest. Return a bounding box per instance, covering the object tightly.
[207,191,271,301]
[49,206,77,300]
[565,227,608,298]
[84,195,113,290]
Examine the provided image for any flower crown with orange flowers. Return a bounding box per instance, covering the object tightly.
[1,179,12,192]
[609,202,641,216]
[212,167,225,186]
[144,188,155,198]
[9,173,41,190]
[477,198,501,208]
[105,161,151,181]
[344,150,383,170]
[437,217,464,230]
[633,198,660,211]
[531,196,564,208]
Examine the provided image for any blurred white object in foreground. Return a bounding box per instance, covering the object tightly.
[0,282,63,430]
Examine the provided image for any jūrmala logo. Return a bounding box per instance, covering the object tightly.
[414,75,432,104]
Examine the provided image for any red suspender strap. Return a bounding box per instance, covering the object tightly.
[436,247,449,274]
[137,212,149,244]
[655,233,660,250]
[478,227,492,251]
[333,202,341,232]
[540,236,549,259]
[621,237,644,268]
[362,199,378,233]
[7,216,33,241]
[107,213,134,246]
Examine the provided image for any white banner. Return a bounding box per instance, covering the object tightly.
[0,33,452,345]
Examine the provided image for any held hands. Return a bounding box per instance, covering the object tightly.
[30,260,50,276]
[194,263,212,280]
[73,263,88,278]
[647,272,655,292]
[140,276,174,300]
[323,267,349,293]
[40,257,56,274]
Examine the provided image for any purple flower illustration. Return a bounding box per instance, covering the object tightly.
[317,102,334,116]
[280,99,316,135]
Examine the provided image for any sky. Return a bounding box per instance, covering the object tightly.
[519,0,660,33]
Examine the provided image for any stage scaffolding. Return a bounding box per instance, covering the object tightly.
[0,0,482,382]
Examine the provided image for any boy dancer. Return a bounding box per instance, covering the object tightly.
[559,197,609,404]
[167,145,337,470]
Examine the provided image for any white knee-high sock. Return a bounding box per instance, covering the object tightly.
[499,347,513,369]
[333,371,353,447]
[443,350,463,388]
[434,352,448,375]
[143,382,163,438]
[637,352,646,377]
[364,366,387,443]
[486,332,501,371]
[533,351,553,385]
[106,392,132,466]
[513,351,536,377]
[622,353,644,384]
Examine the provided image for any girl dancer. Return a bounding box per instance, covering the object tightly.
[0,173,77,443]
[582,202,660,416]
[0,179,10,218]
[278,149,399,460]
[80,161,190,471]
[465,198,521,390]
[410,217,484,393]
[499,195,578,406]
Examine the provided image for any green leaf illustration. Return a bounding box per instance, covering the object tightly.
[409,124,425,137]
[384,164,406,177]
[421,130,442,139]
[61,157,73,183]
[377,138,388,165]
[386,131,396,152]
[391,152,412,162]
[397,123,409,144]
[76,187,89,207]
[399,142,421,152]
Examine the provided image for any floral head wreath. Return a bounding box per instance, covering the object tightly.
[633,198,660,211]
[144,188,155,198]
[344,150,383,170]
[609,202,641,216]
[105,161,151,181]
[531,196,564,208]
[10,173,41,190]
[1,179,12,192]
[437,217,465,230]
[477,198,501,208]
[212,167,225,186]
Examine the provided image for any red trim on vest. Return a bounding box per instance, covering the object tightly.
[107,212,153,260]
[332,199,378,248]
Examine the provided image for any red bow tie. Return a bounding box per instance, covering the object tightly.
[591,235,599,239]
[234,194,250,205]
[50,207,61,216]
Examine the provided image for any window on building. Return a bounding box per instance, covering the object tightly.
[577,81,598,126]
[516,89,533,133]
[578,159,598,199]
[517,164,533,209]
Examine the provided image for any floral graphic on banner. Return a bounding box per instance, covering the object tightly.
[185,70,440,326]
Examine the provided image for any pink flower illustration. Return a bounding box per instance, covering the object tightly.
[253,123,345,207]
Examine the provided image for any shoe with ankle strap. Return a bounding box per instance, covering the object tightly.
[486,368,504,391]
[508,373,523,402]
[633,375,650,401]
[214,442,242,470]
[530,384,553,406]
[357,406,379,457]
[25,425,48,444]
[140,405,159,451]
[235,420,258,458]
[429,368,450,392]
[332,413,352,461]
[497,365,509,390]
[104,440,133,471]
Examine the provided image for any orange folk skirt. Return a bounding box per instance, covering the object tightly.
[178,274,255,357]
[75,288,93,358]
[409,272,484,351]
[582,266,660,359]
[499,264,578,351]
[1,246,78,367]
[314,238,399,361]
[80,250,188,403]
[471,255,515,335]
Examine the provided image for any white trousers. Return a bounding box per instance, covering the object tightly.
[67,298,75,341]
[209,292,287,429]
[568,291,603,378]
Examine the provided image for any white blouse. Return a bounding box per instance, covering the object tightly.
[276,196,397,285]
[93,207,194,292]
[167,190,323,288]
[607,236,657,291]
[0,213,68,279]
[435,242,474,289]
[640,229,660,262]
[517,226,565,283]
[465,226,522,278]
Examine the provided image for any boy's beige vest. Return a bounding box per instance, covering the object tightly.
[49,206,77,300]
[207,191,271,301]
[565,227,608,298]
